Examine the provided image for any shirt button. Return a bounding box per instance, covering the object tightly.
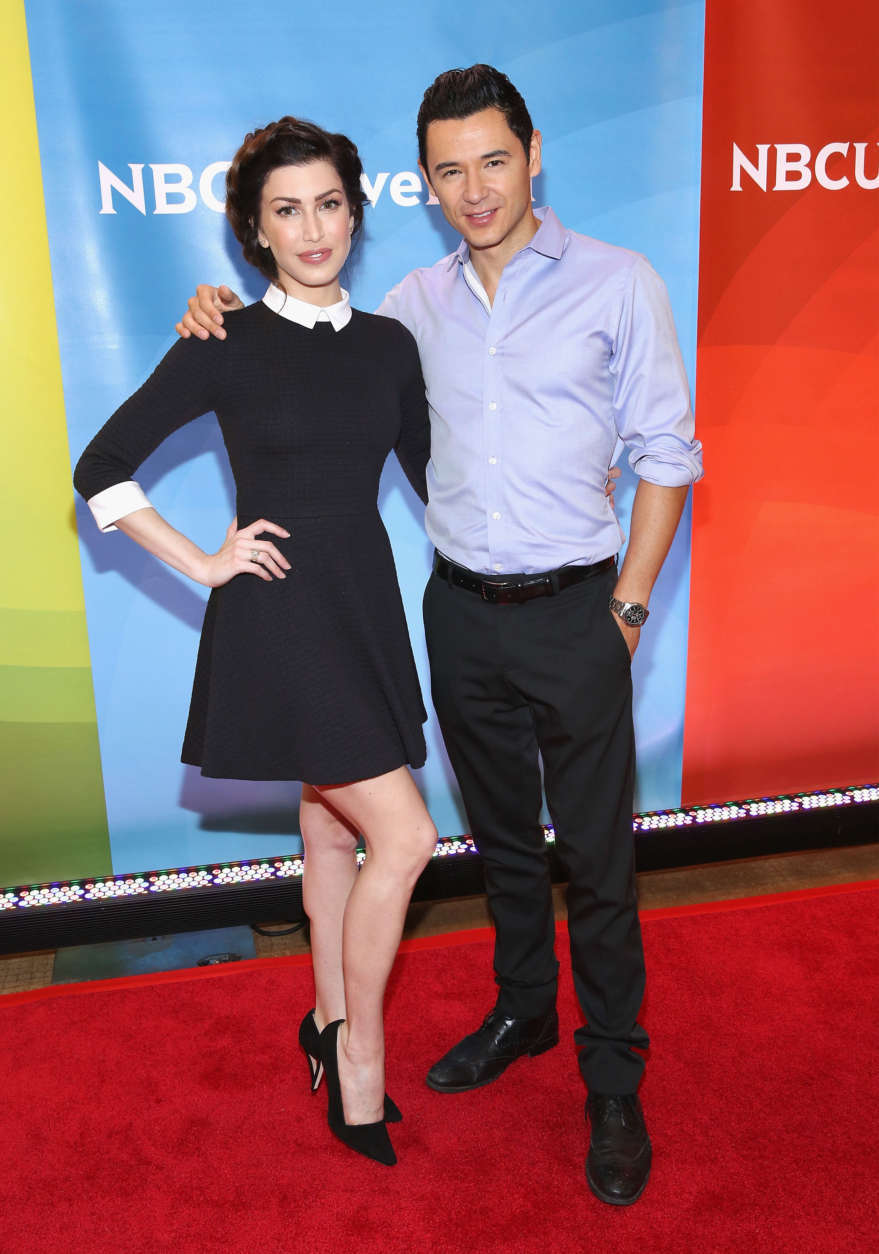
[488,401,497,411]
[493,564,503,572]
[488,346,497,356]
[488,456,497,465]
[492,511,501,520]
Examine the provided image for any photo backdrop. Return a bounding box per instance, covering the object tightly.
[2,0,874,887]
[683,0,879,804]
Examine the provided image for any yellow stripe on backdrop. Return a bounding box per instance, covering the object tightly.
[0,0,111,885]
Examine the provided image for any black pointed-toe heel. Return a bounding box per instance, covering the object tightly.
[298,1009,325,1093]
[319,1019,396,1166]
[299,1009,402,1122]
[382,1092,403,1122]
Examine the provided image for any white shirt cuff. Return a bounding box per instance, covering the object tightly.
[87,481,153,532]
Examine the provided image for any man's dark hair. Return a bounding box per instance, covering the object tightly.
[416,64,534,172]
[225,116,367,283]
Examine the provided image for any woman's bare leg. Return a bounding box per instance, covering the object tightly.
[299,783,359,1030]
[315,766,437,1125]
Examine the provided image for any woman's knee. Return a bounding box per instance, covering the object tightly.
[300,790,358,857]
[394,819,438,880]
[316,772,437,875]
[416,820,439,867]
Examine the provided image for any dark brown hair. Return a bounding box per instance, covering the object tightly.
[416,64,534,173]
[225,116,367,282]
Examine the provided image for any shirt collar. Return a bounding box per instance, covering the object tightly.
[445,205,566,272]
[262,283,352,331]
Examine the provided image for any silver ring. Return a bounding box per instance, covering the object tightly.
[250,549,261,563]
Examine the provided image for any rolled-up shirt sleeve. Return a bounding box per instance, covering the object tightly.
[611,256,703,486]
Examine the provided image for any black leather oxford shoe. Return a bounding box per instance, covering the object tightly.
[585,1092,652,1205]
[426,1006,559,1093]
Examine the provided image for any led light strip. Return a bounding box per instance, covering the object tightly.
[1,784,875,915]
[632,783,878,833]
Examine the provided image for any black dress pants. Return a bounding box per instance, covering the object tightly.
[423,562,649,1094]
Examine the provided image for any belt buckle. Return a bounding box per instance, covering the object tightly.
[481,581,499,603]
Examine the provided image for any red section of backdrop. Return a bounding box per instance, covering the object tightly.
[682,0,879,805]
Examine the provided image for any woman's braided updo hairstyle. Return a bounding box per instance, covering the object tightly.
[225,116,366,283]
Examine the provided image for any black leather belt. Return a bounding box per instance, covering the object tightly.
[433,553,616,605]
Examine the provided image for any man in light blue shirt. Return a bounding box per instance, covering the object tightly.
[179,64,701,1205]
[379,204,701,574]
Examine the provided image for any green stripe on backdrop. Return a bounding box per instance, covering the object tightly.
[0,607,91,668]
[0,2,111,888]
[0,725,111,885]
[0,666,100,723]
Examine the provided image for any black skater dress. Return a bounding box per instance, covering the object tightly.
[74,301,431,785]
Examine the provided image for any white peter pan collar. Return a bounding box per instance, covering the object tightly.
[262,283,352,331]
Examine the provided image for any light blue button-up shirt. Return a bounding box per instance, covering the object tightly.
[378,206,703,576]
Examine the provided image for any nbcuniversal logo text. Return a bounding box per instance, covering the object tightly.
[97,161,438,214]
[731,142,879,191]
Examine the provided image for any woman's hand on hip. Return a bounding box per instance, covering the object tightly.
[201,518,292,586]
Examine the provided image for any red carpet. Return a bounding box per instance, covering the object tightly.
[1,884,877,1254]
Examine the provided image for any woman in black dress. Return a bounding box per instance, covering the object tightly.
[74,118,438,1166]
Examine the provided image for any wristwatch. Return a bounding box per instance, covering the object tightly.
[609,596,650,627]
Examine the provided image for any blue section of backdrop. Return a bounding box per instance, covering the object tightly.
[26,0,705,871]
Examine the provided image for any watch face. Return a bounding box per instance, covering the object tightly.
[621,603,648,627]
